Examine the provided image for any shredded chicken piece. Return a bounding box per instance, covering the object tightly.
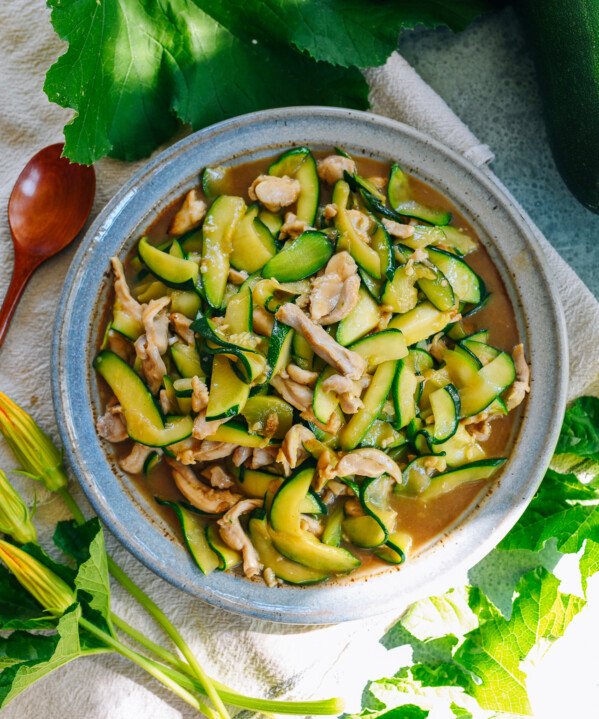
[300,407,342,434]
[383,218,415,239]
[228,267,248,285]
[106,330,132,361]
[191,377,209,413]
[192,410,230,440]
[169,189,207,236]
[467,420,492,442]
[338,393,363,414]
[232,445,252,467]
[134,297,171,393]
[263,567,279,587]
[344,498,364,517]
[377,306,393,332]
[252,307,275,337]
[310,253,361,325]
[286,363,318,386]
[280,212,311,240]
[263,413,279,439]
[429,332,447,362]
[270,374,313,412]
[275,303,367,380]
[217,499,264,578]
[248,175,301,212]
[326,479,353,497]
[166,458,241,513]
[335,448,402,483]
[248,445,279,469]
[347,209,372,243]
[321,373,364,415]
[300,516,324,537]
[324,203,337,220]
[277,425,315,476]
[119,444,158,474]
[422,455,447,472]
[173,439,237,464]
[110,257,143,324]
[159,389,176,415]
[504,344,530,411]
[96,401,128,443]
[310,445,339,491]
[201,464,235,489]
[317,155,356,185]
[367,176,387,191]
[170,313,195,345]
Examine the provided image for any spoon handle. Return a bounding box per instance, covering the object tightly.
[0,254,40,349]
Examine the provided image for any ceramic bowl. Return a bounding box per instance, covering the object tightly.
[52,107,567,624]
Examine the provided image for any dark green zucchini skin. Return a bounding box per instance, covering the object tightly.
[519,0,599,213]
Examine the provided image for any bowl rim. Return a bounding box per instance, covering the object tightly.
[52,106,568,624]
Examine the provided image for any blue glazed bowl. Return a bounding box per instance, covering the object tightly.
[52,107,567,624]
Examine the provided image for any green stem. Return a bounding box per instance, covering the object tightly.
[79,616,216,717]
[112,613,187,671]
[60,486,230,719]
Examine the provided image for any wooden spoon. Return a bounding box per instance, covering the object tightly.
[0,143,96,348]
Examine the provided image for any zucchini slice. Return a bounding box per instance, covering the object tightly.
[292,332,314,370]
[392,359,418,430]
[155,499,219,575]
[143,451,162,475]
[267,319,294,379]
[339,360,398,450]
[240,395,293,439]
[443,348,481,387]
[138,237,199,292]
[268,147,319,224]
[202,166,231,198]
[388,164,452,226]
[360,475,396,536]
[336,288,381,347]
[360,420,406,450]
[427,247,484,304]
[349,329,408,367]
[343,515,387,548]
[321,502,345,547]
[111,300,143,341]
[205,523,242,570]
[171,341,203,379]
[239,468,281,498]
[389,302,455,346]
[371,221,395,282]
[441,226,477,255]
[224,283,253,335]
[428,384,460,443]
[170,290,201,319]
[333,181,382,278]
[459,352,516,417]
[400,456,439,495]
[375,531,412,565]
[94,351,193,447]
[201,195,246,308]
[205,421,269,448]
[419,459,506,501]
[460,339,500,366]
[406,348,435,374]
[231,206,277,273]
[206,355,250,420]
[262,231,333,282]
[359,268,384,301]
[249,514,329,585]
[270,526,360,573]
[259,209,283,238]
[312,366,340,424]
[269,466,316,532]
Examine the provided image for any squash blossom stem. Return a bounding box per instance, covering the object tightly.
[0,540,75,615]
[0,469,37,544]
[0,392,68,492]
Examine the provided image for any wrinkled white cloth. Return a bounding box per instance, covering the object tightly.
[1,4,598,718]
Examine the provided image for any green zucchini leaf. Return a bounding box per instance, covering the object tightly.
[580,539,599,596]
[197,0,493,68]
[556,396,599,458]
[0,566,55,631]
[45,0,368,164]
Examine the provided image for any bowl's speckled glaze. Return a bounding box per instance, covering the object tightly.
[52,107,567,624]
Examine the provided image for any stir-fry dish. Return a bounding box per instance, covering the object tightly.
[94,147,529,587]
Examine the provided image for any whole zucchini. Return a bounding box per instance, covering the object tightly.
[518,1,599,213]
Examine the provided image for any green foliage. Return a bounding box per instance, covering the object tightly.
[43,0,493,164]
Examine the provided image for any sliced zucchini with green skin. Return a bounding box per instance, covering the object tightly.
[459,352,516,417]
[169,239,185,259]
[270,526,360,573]
[269,466,316,532]
[191,314,262,381]
[202,166,231,198]
[179,230,203,255]
[417,266,456,312]
[322,501,345,547]
[173,377,193,398]
[171,341,203,379]
[343,515,387,548]
[259,209,283,238]
[460,340,500,366]
[231,206,277,273]
[205,523,242,570]
[155,499,219,574]
[401,226,446,251]
[382,263,429,314]
[430,425,486,466]
[224,283,253,335]
[406,348,435,374]
[419,459,506,502]
[312,366,340,424]
[334,181,382,278]
[240,395,293,439]
[400,456,438,495]
[360,475,396,535]
[143,451,162,475]
[419,368,451,409]
[443,348,481,387]
[206,421,269,448]
[111,301,143,341]
[94,351,193,447]
[307,406,344,449]
[238,467,281,498]
[268,147,319,224]
[206,355,250,420]
[388,164,452,225]
[441,226,477,256]
[262,231,333,282]
[170,290,201,319]
[371,221,395,282]
[360,420,406,449]
[392,359,418,430]
[249,515,329,585]
[428,384,460,443]
[201,195,246,308]
[138,237,199,292]
[301,489,327,515]
[427,247,483,304]
[292,332,313,370]
[375,531,412,565]
[162,376,179,414]
[336,288,381,347]
[339,360,398,450]
[359,268,384,301]
[389,302,455,346]
[267,320,294,380]
[349,329,408,367]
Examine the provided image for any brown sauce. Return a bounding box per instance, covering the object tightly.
[99,151,522,578]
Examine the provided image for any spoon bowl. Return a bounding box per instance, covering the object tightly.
[0,143,95,347]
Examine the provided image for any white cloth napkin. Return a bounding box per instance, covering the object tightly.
[1,4,598,716]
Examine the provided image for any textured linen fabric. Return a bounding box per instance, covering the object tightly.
[0,5,598,719]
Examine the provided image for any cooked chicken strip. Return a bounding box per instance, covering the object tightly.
[248,175,300,212]
[107,329,132,362]
[191,377,209,413]
[277,425,315,476]
[270,374,313,412]
[335,448,402,484]
[170,313,195,345]
[309,251,359,324]
[193,410,230,440]
[382,218,415,239]
[317,155,356,185]
[228,267,249,285]
[201,464,235,489]
[275,303,366,380]
[429,332,447,362]
[280,212,311,240]
[119,443,158,474]
[504,344,530,411]
[169,189,207,236]
[232,445,252,467]
[252,307,275,337]
[111,257,143,324]
[172,439,237,464]
[217,499,264,578]
[134,297,170,393]
[248,445,279,469]
[166,458,241,513]
[286,363,318,386]
[96,401,128,443]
